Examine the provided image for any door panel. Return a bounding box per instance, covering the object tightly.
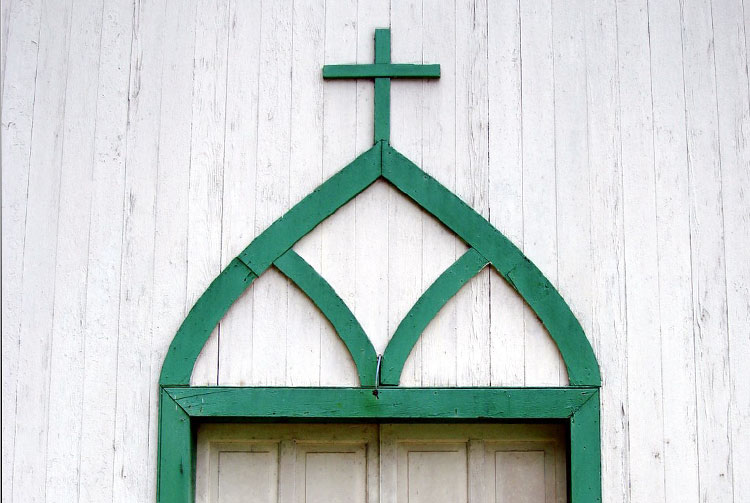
[196,424,378,503]
[216,448,278,503]
[197,423,566,503]
[397,443,468,503]
[296,444,368,503]
[381,424,566,503]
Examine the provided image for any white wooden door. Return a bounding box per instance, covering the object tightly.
[196,423,566,503]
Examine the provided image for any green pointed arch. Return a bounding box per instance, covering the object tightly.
[159,142,600,388]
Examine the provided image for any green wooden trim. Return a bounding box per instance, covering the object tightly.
[157,388,194,503]
[570,390,602,502]
[381,144,601,386]
[374,29,390,143]
[381,248,489,385]
[323,63,440,79]
[159,258,256,385]
[160,144,381,386]
[274,249,378,386]
[157,28,602,503]
[164,386,597,420]
[239,144,381,274]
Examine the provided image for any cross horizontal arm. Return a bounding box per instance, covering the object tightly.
[323,63,440,79]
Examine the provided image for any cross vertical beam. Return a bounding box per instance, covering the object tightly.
[374,29,391,143]
[322,28,440,146]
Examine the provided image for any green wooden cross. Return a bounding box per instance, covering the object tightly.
[323,29,440,144]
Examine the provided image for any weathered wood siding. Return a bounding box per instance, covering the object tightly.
[2,0,748,501]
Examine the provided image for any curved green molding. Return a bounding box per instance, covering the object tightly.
[159,258,256,385]
[159,144,381,386]
[380,248,489,385]
[381,145,601,386]
[274,249,378,386]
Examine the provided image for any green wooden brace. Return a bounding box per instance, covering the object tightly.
[274,249,377,386]
[380,247,489,384]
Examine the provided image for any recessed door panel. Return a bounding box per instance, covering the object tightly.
[296,444,368,503]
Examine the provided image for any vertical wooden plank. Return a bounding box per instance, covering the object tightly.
[10,0,72,498]
[189,0,230,386]
[711,0,750,499]
[390,0,424,387]
[112,0,164,500]
[681,0,734,500]
[252,0,293,386]
[0,0,11,96]
[43,0,103,497]
[616,0,666,499]
[320,0,359,386]
[552,0,590,387]
[647,0,700,500]
[353,0,390,358]
[420,1,461,387]
[147,0,196,497]
[520,0,560,386]
[76,0,134,500]
[217,0,262,386]
[455,0,490,387]
[487,0,524,387]
[0,0,42,499]
[584,1,629,500]
[285,0,325,386]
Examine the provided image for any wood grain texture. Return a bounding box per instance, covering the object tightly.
[43,0,102,497]
[3,2,750,501]
[616,0,665,499]
[584,2,630,501]
[112,1,164,499]
[681,0,735,500]
[76,0,135,500]
[648,0,700,499]
[11,0,72,498]
[1,0,42,500]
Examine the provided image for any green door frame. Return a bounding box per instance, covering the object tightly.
[156,29,601,503]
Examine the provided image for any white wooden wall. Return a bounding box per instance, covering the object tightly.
[1,0,748,502]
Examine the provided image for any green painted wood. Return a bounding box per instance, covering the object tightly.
[381,248,489,385]
[157,388,194,503]
[157,28,602,502]
[160,145,380,386]
[159,258,256,386]
[164,386,597,420]
[238,144,381,274]
[570,390,602,503]
[381,144,601,386]
[322,63,441,79]
[274,249,378,386]
[374,29,391,143]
